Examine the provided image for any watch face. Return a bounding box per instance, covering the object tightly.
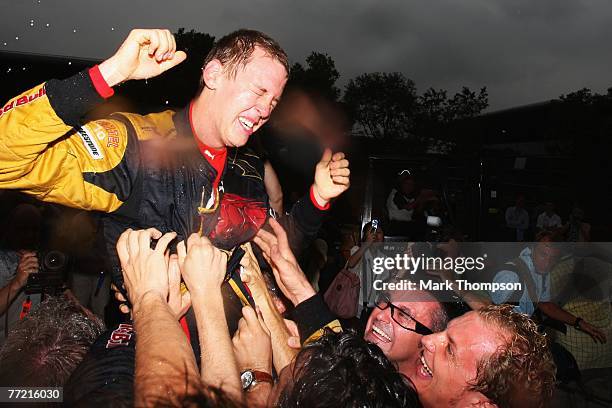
[241,370,254,390]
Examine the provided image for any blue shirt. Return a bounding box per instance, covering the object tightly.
[491,247,550,316]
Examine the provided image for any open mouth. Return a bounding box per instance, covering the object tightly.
[239,117,255,133]
[371,323,392,343]
[419,352,434,378]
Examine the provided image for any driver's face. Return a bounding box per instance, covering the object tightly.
[201,47,287,148]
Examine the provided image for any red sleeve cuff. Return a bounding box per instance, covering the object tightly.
[88,65,115,99]
[310,185,330,211]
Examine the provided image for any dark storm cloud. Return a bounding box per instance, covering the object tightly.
[2,0,612,110]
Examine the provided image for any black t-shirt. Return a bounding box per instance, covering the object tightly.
[64,323,135,407]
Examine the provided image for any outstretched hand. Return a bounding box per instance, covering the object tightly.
[578,320,608,344]
[99,28,187,87]
[254,218,315,306]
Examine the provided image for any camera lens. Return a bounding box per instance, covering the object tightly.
[44,250,66,271]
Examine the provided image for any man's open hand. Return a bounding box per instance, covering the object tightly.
[254,218,315,306]
[99,29,187,87]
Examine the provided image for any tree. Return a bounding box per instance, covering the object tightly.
[288,52,340,100]
[417,88,449,123]
[343,72,417,139]
[445,87,488,121]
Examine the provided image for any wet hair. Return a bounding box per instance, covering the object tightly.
[0,295,105,387]
[469,304,556,408]
[429,303,449,332]
[276,330,422,408]
[199,29,289,91]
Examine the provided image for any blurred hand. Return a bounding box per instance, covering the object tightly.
[178,234,227,298]
[578,320,607,344]
[116,228,177,306]
[238,243,269,302]
[15,250,38,287]
[99,28,187,87]
[364,228,377,244]
[312,149,350,205]
[253,218,315,306]
[285,319,301,349]
[232,306,272,374]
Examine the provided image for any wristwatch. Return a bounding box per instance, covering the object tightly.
[240,369,273,391]
[574,317,583,330]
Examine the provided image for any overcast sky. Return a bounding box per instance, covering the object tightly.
[2,0,612,111]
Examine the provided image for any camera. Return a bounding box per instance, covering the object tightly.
[24,250,69,295]
[371,219,379,233]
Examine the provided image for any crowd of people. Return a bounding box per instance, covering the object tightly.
[0,26,610,408]
[505,195,593,243]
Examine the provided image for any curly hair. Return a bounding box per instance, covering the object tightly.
[276,329,422,408]
[199,29,289,91]
[469,304,556,408]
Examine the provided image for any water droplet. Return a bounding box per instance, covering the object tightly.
[29,22,34,27]
[6,68,12,73]
[145,78,148,85]
[73,29,77,33]
[111,27,115,31]
[68,61,72,65]
[45,23,50,28]
[22,67,26,71]
[3,42,7,46]
[15,36,19,40]
[165,100,169,105]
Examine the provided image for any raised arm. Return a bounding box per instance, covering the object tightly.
[275,148,350,257]
[116,228,200,406]
[238,242,297,372]
[178,234,242,402]
[0,29,185,211]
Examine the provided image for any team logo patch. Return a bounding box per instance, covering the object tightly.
[78,126,105,160]
[96,120,121,148]
[0,86,46,118]
[106,323,134,349]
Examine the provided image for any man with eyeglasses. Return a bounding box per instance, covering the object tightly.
[364,290,448,378]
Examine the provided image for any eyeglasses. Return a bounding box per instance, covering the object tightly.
[374,296,433,336]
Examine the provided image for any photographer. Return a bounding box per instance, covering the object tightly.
[0,203,43,345]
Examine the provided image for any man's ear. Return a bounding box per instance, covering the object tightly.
[202,59,224,90]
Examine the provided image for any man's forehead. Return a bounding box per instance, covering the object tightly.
[447,312,505,354]
[239,47,287,73]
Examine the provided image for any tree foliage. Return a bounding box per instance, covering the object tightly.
[417,86,488,123]
[343,72,417,139]
[288,52,341,100]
